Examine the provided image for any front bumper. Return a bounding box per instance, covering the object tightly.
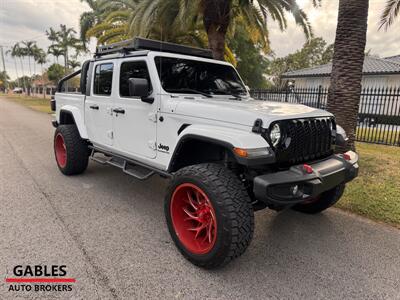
[253,151,359,205]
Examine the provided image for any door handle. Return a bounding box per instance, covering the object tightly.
[113,108,125,114]
[89,105,99,110]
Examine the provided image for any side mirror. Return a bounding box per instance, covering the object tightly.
[128,78,154,103]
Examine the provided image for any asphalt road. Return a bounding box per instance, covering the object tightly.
[0,97,399,300]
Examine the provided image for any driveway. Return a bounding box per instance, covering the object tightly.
[0,97,399,299]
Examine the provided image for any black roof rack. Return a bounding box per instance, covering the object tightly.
[95,38,214,59]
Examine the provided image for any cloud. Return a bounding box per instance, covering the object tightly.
[0,0,90,43]
[0,0,92,79]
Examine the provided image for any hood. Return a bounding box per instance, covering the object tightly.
[174,97,333,127]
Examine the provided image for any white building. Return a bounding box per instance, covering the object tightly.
[282,55,400,89]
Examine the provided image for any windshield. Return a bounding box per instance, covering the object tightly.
[155,57,247,97]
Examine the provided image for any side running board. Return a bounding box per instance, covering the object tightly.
[89,147,171,180]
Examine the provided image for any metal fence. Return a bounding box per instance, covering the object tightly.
[251,86,400,147]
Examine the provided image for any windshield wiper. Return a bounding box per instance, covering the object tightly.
[227,87,247,100]
[167,88,213,98]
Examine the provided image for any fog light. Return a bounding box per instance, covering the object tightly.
[291,185,299,195]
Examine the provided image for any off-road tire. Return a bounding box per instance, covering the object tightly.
[165,163,254,269]
[54,125,89,175]
[292,184,345,214]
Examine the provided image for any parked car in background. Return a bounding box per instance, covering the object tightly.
[12,87,23,94]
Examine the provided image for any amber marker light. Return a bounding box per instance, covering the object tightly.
[233,147,270,158]
[233,147,248,158]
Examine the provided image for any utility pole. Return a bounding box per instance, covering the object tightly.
[0,46,8,91]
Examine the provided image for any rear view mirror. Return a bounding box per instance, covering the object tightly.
[128,78,154,103]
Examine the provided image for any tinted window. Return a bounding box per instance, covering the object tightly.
[155,57,246,96]
[94,63,113,96]
[120,61,152,97]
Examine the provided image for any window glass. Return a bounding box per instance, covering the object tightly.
[154,57,246,96]
[120,61,152,97]
[94,63,113,96]
[61,73,81,93]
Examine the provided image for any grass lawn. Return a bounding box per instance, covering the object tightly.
[336,142,400,228]
[0,94,53,114]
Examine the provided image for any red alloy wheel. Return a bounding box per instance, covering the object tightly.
[55,133,67,168]
[170,183,217,255]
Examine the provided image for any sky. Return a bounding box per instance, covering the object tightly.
[0,0,399,80]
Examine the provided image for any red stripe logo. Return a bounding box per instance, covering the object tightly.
[6,278,76,283]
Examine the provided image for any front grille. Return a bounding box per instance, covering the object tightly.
[269,118,335,165]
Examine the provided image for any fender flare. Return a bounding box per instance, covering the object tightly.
[58,105,88,139]
[167,124,270,171]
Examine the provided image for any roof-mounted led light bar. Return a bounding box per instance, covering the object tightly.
[95,38,214,59]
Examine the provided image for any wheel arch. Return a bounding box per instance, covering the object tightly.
[167,134,237,172]
[167,124,270,172]
[58,106,88,139]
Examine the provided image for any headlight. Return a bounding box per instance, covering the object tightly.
[336,125,348,141]
[270,123,282,147]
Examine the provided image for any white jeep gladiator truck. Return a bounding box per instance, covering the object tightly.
[51,38,359,268]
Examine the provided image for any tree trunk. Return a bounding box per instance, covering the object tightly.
[28,56,32,76]
[19,58,26,92]
[64,48,69,73]
[41,64,45,99]
[207,26,226,60]
[27,55,32,95]
[14,58,20,88]
[202,0,230,60]
[327,0,369,151]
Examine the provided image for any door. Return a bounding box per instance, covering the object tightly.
[85,62,115,146]
[113,59,157,159]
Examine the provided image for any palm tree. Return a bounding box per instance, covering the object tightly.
[47,45,64,64]
[12,44,28,92]
[327,0,369,151]
[34,48,47,98]
[68,59,81,70]
[46,27,59,44]
[155,0,313,59]
[85,9,130,45]
[83,0,314,60]
[21,41,38,95]
[31,44,43,76]
[59,25,82,72]
[46,25,84,72]
[79,0,108,48]
[46,27,60,63]
[6,44,21,88]
[379,0,400,30]
[21,41,36,78]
